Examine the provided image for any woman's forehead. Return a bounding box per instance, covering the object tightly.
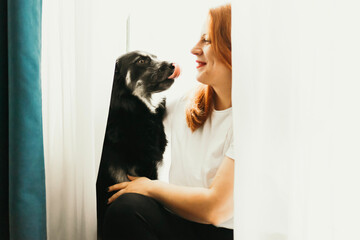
[200,16,210,36]
[201,21,207,35]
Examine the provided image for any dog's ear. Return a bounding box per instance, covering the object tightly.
[112,56,131,92]
[114,58,122,81]
[113,56,131,88]
[109,57,127,109]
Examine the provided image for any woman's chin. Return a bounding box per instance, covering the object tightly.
[195,72,206,84]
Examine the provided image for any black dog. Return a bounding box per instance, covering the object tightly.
[96,50,179,239]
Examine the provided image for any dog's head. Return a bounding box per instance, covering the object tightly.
[114,51,177,98]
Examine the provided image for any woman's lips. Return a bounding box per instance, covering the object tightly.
[196,60,206,69]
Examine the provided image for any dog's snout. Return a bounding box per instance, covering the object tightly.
[159,65,167,72]
[159,62,173,72]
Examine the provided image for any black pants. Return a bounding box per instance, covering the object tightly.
[103,193,233,240]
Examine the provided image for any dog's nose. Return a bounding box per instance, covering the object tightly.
[159,62,174,72]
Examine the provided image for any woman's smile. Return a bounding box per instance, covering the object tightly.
[196,60,207,69]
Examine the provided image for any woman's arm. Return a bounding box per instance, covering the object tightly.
[107,156,234,225]
[151,156,234,225]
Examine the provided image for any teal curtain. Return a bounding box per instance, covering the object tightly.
[0,0,47,239]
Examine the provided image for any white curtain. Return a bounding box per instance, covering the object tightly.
[41,0,129,239]
[232,0,360,239]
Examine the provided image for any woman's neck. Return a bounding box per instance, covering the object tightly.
[213,85,232,111]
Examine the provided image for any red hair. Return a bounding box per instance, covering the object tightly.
[186,4,232,132]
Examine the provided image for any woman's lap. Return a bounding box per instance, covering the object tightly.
[102,193,233,240]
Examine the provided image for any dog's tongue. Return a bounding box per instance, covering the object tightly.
[168,63,181,79]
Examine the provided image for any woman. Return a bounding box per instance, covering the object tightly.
[103,4,234,240]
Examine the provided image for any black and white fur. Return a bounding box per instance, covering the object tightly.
[96,51,176,239]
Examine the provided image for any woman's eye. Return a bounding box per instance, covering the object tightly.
[202,38,211,44]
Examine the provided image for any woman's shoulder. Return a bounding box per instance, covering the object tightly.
[163,89,193,131]
[166,89,194,113]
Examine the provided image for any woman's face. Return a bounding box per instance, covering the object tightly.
[191,19,230,87]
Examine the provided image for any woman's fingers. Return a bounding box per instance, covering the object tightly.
[108,182,128,192]
[108,189,125,204]
[107,176,142,204]
[127,175,138,181]
[108,175,138,192]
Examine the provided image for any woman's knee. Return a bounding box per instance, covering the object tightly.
[104,193,147,223]
[102,193,159,239]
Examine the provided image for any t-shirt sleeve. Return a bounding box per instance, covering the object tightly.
[225,127,235,160]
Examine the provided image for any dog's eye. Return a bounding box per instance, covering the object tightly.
[137,59,146,64]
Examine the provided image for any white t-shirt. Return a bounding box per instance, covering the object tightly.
[164,93,235,229]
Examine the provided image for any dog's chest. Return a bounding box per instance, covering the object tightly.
[134,92,165,114]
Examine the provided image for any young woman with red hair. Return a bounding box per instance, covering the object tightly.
[103,4,234,240]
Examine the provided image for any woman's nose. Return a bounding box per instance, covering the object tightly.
[191,43,202,56]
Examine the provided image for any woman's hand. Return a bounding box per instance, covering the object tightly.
[107,175,154,204]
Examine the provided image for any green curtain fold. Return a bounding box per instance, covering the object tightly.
[0,0,46,239]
